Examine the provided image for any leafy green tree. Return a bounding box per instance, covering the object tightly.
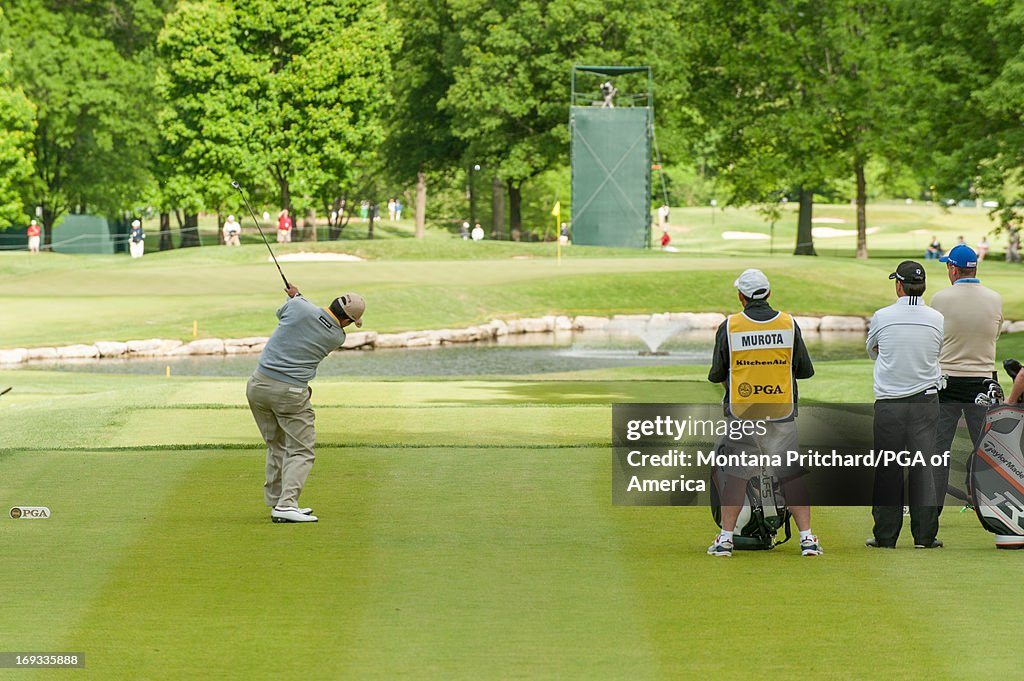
[384,0,465,238]
[159,0,397,243]
[4,0,162,245]
[0,9,35,229]
[905,0,1024,235]
[682,0,922,258]
[157,0,254,247]
[816,1,922,259]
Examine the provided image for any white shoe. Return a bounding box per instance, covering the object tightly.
[272,506,318,523]
[298,507,313,515]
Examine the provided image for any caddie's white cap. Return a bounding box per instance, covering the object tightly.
[734,268,771,299]
[131,219,141,228]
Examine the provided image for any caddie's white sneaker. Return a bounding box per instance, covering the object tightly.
[272,506,318,523]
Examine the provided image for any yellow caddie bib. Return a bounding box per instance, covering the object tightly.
[726,310,795,420]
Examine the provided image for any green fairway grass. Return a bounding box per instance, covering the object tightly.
[4,204,1023,680]
[2,367,1021,681]
[4,242,1024,348]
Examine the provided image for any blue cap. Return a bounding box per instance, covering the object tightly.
[939,244,978,268]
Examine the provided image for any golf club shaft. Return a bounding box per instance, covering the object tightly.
[231,181,291,289]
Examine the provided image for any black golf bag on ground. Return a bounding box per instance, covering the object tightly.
[967,359,1024,549]
[708,436,792,550]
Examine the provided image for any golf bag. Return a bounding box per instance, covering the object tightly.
[708,437,792,550]
[967,359,1024,549]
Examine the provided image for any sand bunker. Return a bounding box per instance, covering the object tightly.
[721,231,770,240]
[811,227,880,238]
[272,252,364,262]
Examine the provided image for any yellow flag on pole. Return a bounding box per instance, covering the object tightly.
[551,201,561,218]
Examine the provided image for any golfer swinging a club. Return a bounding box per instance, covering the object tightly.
[247,284,366,523]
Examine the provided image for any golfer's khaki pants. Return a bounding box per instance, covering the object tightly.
[246,372,315,508]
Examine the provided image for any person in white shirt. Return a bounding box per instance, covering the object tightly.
[471,223,484,241]
[865,260,944,549]
[223,215,242,246]
[128,219,146,258]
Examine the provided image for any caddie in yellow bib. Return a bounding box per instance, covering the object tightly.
[726,310,795,420]
[706,268,821,558]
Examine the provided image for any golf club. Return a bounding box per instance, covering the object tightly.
[230,181,291,289]
[0,387,11,397]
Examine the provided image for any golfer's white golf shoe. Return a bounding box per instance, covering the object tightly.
[272,506,318,523]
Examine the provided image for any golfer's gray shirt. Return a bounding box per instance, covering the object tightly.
[257,296,346,386]
[866,296,943,399]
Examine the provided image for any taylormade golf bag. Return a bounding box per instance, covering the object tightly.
[968,360,1024,549]
[709,437,792,550]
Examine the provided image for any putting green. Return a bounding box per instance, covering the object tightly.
[2,369,1021,680]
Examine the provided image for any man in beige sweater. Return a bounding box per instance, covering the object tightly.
[931,244,1003,522]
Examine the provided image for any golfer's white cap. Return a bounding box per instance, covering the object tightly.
[228,215,235,221]
[333,293,365,328]
[734,269,771,300]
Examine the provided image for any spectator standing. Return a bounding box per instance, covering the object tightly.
[387,198,396,221]
[395,199,403,221]
[865,261,944,549]
[277,209,293,243]
[657,203,670,228]
[129,219,146,258]
[223,215,242,246]
[977,236,989,262]
[27,219,41,253]
[930,244,1003,520]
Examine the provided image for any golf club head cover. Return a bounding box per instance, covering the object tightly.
[1004,358,1022,381]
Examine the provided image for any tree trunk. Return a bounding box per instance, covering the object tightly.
[415,170,426,239]
[159,212,173,251]
[179,212,201,248]
[278,178,291,216]
[367,203,375,240]
[793,188,817,256]
[217,213,225,245]
[508,180,522,240]
[328,196,346,241]
[491,176,505,239]
[42,204,55,248]
[855,161,868,260]
[303,208,317,241]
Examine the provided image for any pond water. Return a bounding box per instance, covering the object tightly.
[14,329,867,377]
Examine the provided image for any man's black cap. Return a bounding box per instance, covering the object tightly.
[889,260,926,283]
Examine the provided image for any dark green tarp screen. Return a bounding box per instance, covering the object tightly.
[570,106,651,248]
[52,215,116,254]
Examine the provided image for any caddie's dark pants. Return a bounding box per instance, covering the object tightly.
[934,375,992,514]
[872,391,940,546]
